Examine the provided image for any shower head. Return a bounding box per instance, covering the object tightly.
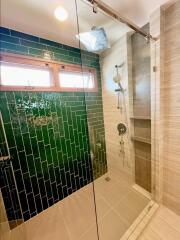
[76,27,110,52]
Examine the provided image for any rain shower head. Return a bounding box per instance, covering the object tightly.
[76,27,110,52]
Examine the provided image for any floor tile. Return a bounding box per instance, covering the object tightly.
[59,185,97,240]
[9,169,151,240]
[149,215,180,240]
[114,199,140,225]
[95,195,111,219]
[98,210,128,240]
[156,206,180,232]
[122,190,149,214]
[25,204,70,240]
[138,206,180,240]
[80,225,99,240]
[94,178,131,207]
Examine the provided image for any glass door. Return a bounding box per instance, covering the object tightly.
[76,0,154,239]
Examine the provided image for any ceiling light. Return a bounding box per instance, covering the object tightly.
[54,6,68,22]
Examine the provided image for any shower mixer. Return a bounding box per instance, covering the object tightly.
[117,123,127,136]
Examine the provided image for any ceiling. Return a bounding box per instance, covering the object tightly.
[1,0,169,48]
[102,0,169,27]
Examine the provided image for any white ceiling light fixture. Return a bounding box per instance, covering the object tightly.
[54,6,68,22]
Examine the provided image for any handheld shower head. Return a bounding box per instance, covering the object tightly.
[113,64,124,92]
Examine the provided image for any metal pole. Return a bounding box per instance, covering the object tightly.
[86,0,157,41]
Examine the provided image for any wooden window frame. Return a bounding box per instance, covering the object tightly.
[0,53,98,92]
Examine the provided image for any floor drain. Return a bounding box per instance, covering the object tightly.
[105,177,111,182]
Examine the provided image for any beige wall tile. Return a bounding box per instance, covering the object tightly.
[100,34,134,175]
[150,0,180,215]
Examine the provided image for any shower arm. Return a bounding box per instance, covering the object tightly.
[86,0,157,41]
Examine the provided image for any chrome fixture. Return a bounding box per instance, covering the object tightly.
[117,123,127,136]
[117,123,127,167]
[113,64,125,110]
[114,64,124,92]
[92,2,98,13]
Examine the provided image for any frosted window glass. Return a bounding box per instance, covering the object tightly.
[59,71,94,89]
[0,63,51,87]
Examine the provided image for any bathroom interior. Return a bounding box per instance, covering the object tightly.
[0,0,180,239]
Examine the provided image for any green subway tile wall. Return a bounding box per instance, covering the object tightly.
[0,118,8,157]
[0,27,107,222]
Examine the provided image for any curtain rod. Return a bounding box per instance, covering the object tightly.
[86,0,157,41]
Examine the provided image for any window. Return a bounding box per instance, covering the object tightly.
[59,71,94,89]
[0,53,98,92]
[1,63,51,87]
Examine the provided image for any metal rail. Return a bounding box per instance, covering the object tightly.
[86,0,157,41]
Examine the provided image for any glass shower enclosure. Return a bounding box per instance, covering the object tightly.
[0,0,156,239]
[76,0,154,239]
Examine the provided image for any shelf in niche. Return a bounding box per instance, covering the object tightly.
[130,116,151,120]
[135,155,151,162]
[131,136,151,144]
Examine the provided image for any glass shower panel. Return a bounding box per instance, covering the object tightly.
[0,0,99,239]
[0,161,23,229]
[0,113,23,233]
[76,0,153,239]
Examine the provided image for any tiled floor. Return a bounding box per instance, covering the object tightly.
[10,168,150,240]
[138,206,180,240]
[93,167,150,240]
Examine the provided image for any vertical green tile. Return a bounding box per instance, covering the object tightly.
[0,27,107,223]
